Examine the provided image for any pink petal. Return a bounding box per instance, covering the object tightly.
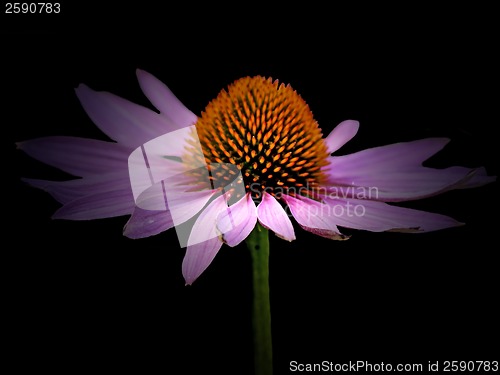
[123,207,174,239]
[456,167,496,189]
[281,195,349,240]
[182,238,223,286]
[22,173,130,204]
[326,166,483,202]
[256,192,295,241]
[217,193,257,247]
[328,138,450,170]
[323,197,463,232]
[183,194,229,285]
[136,69,198,128]
[323,138,492,201]
[52,189,135,220]
[186,194,228,246]
[17,137,129,177]
[324,120,360,154]
[75,84,178,149]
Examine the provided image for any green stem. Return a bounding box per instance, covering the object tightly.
[246,223,273,375]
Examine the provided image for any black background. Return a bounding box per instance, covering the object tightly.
[3,3,499,374]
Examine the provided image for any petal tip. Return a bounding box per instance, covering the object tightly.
[274,232,296,242]
[122,226,139,239]
[74,83,89,92]
[136,68,147,79]
[135,68,146,82]
[332,233,351,241]
[433,137,452,148]
[346,119,360,127]
[326,119,361,154]
[183,273,197,285]
[136,68,156,85]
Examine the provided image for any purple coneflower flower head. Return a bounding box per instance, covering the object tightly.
[18,70,495,285]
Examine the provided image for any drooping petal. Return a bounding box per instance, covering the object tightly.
[75,84,178,149]
[322,197,463,232]
[17,137,129,177]
[323,138,492,201]
[281,194,349,240]
[324,120,360,154]
[136,69,198,128]
[52,189,135,220]
[123,207,174,239]
[22,173,131,204]
[217,193,257,247]
[182,238,223,286]
[256,192,295,241]
[186,194,228,246]
[182,194,229,285]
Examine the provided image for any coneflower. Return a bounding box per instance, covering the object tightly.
[18,70,495,375]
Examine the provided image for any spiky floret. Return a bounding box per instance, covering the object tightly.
[184,76,330,200]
